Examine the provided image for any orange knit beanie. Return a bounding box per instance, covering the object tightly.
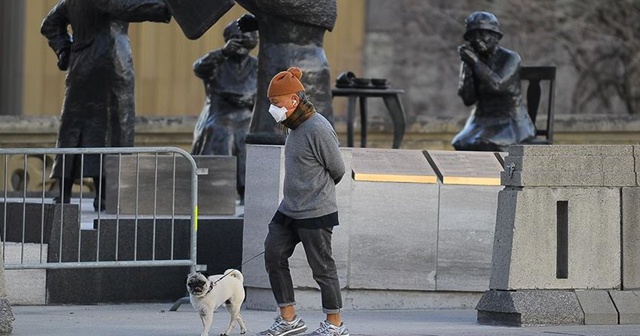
[267,67,305,98]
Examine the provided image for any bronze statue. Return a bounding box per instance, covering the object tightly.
[41,0,171,210]
[452,11,536,152]
[191,18,258,204]
[234,0,337,145]
[165,0,337,145]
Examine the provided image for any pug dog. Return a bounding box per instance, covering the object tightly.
[186,269,247,336]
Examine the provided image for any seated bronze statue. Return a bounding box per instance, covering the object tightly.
[452,11,536,152]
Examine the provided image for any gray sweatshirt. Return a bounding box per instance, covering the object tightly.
[278,113,345,219]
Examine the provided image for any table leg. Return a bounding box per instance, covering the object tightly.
[346,96,357,147]
[359,96,367,148]
[382,95,406,149]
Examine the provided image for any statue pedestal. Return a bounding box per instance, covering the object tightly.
[105,155,236,215]
[242,145,504,310]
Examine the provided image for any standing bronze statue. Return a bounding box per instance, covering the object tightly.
[452,11,535,152]
[166,0,337,145]
[191,18,259,204]
[41,0,171,211]
[234,0,337,145]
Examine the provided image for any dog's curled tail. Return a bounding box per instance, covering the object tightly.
[224,269,244,282]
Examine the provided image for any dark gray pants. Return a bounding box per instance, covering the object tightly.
[264,221,342,314]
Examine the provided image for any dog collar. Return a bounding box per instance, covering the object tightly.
[206,282,215,294]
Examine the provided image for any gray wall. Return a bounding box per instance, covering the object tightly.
[362,0,637,127]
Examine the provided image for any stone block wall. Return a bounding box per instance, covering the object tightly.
[479,145,640,326]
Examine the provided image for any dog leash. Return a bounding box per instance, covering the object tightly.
[211,250,266,286]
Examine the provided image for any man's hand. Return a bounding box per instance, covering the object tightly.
[57,49,69,71]
[221,39,243,56]
[458,44,479,65]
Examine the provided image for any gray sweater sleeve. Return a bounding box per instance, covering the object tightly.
[312,123,345,184]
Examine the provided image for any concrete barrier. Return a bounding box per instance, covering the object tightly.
[243,145,504,310]
[478,145,640,326]
[45,216,242,304]
[426,150,503,292]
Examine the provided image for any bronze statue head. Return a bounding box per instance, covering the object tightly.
[463,11,503,40]
[223,20,258,56]
[463,11,502,56]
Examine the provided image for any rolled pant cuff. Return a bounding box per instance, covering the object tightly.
[322,308,341,314]
[277,302,296,308]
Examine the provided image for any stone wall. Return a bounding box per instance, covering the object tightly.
[361,0,637,125]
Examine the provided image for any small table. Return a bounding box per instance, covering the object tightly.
[331,87,406,149]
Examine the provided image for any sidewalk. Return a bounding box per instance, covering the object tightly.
[10,303,640,336]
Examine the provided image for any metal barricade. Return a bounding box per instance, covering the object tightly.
[0,147,198,274]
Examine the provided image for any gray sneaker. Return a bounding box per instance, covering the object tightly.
[257,315,308,336]
[304,321,350,336]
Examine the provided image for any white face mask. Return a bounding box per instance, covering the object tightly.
[268,104,288,122]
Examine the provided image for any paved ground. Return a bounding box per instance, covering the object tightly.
[10,303,640,336]
[7,201,640,335]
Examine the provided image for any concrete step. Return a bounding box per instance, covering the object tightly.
[4,242,47,305]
